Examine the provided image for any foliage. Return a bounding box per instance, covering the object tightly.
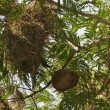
[0,0,110,110]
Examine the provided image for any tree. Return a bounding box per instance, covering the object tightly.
[0,0,110,110]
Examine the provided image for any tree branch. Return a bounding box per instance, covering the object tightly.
[62,37,110,69]
[6,81,52,100]
[78,12,110,26]
[46,0,110,27]
[24,80,52,99]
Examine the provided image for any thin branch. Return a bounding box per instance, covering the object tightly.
[62,46,82,69]
[46,0,110,27]
[31,97,38,109]
[78,12,110,26]
[62,37,110,69]
[6,80,52,100]
[18,87,34,91]
[62,51,77,69]
[24,80,52,99]
[78,1,95,6]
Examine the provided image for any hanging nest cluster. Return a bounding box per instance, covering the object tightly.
[4,1,57,73]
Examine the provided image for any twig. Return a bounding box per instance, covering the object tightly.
[62,37,110,69]
[24,80,52,99]
[6,80,52,100]
[18,87,34,91]
[78,12,110,26]
[31,97,38,109]
[62,51,77,69]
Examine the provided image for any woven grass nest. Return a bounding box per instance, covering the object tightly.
[4,1,57,73]
[52,69,79,92]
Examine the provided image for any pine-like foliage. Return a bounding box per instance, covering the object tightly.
[0,0,110,110]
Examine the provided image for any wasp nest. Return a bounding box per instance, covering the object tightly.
[52,69,79,92]
[4,1,57,73]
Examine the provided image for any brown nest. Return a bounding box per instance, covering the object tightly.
[52,69,79,92]
[4,1,57,73]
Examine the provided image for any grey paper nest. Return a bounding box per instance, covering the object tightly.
[4,1,56,73]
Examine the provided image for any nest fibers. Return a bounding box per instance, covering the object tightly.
[4,1,57,73]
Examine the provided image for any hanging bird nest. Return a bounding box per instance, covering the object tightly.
[4,1,57,73]
[52,69,79,92]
